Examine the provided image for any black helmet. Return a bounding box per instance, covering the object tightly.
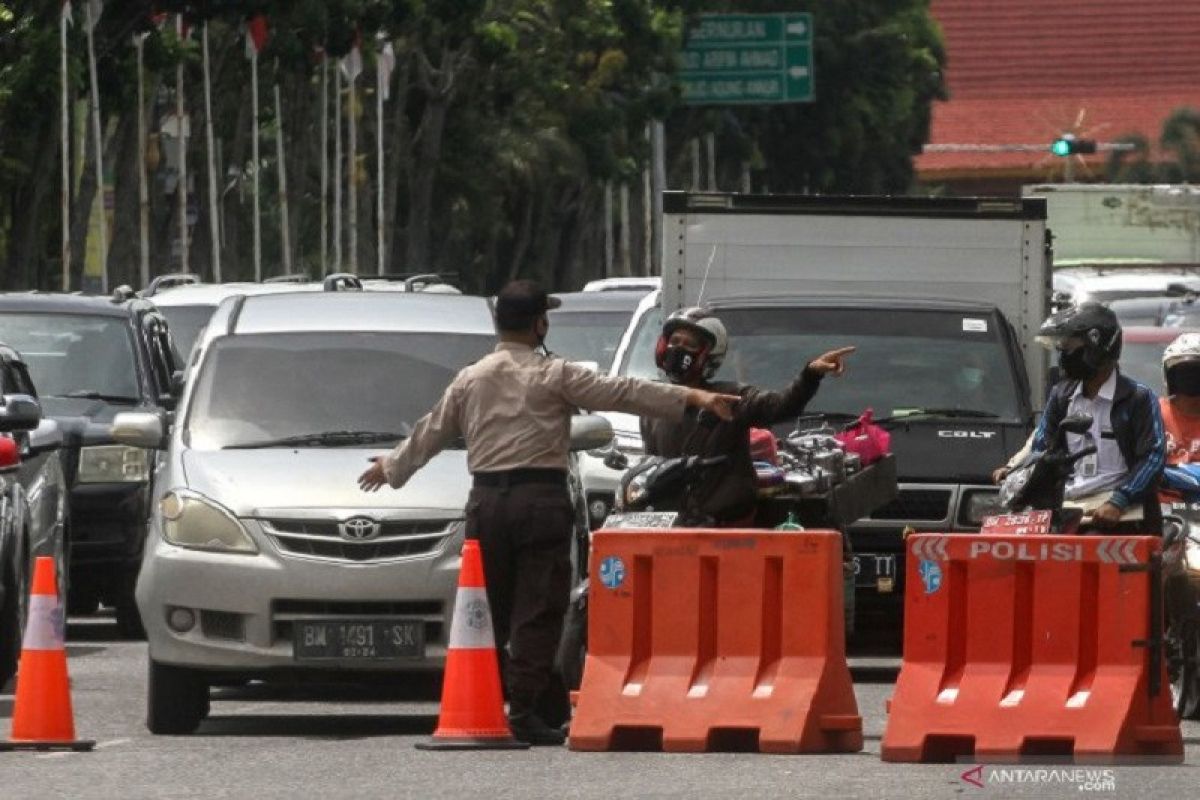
[1036,301,1122,368]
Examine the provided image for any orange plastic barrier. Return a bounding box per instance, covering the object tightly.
[882,533,1183,763]
[569,529,862,753]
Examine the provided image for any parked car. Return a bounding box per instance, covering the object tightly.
[581,276,661,293]
[0,345,68,688]
[0,290,183,638]
[1053,266,1200,306]
[546,290,650,372]
[112,289,608,733]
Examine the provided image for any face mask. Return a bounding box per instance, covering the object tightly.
[1059,347,1097,381]
[1169,364,1200,396]
[662,345,700,384]
[955,367,984,392]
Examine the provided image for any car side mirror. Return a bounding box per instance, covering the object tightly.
[27,418,63,455]
[570,414,614,452]
[0,393,42,433]
[112,411,167,450]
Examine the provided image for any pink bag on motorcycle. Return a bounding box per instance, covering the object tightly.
[834,409,891,466]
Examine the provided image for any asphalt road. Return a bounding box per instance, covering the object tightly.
[2,614,1199,800]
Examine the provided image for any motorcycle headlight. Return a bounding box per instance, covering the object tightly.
[77,445,150,483]
[959,489,1002,527]
[159,490,258,554]
[623,473,650,508]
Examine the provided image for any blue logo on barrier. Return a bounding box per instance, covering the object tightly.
[919,559,942,594]
[599,556,626,590]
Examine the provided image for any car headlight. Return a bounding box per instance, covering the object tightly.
[159,490,258,554]
[960,489,1001,526]
[77,445,150,483]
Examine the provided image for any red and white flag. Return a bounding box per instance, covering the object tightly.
[340,33,363,83]
[245,14,269,59]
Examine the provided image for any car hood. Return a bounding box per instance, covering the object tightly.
[180,447,471,517]
[39,397,152,445]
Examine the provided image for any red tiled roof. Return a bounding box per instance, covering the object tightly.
[916,0,1200,177]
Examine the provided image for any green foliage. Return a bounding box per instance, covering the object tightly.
[1106,108,1200,184]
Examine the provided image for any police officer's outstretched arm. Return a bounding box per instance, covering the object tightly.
[559,360,741,421]
[358,381,463,492]
[740,347,855,427]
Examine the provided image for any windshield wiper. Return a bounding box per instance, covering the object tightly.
[876,408,1001,425]
[793,411,862,424]
[51,391,140,404]
[224,430,410,450]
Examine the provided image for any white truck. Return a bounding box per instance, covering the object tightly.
[593,191,1052,638]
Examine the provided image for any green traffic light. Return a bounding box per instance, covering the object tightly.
[1050,138,1072,157]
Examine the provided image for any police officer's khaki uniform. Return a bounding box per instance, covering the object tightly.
[381,342,688,718]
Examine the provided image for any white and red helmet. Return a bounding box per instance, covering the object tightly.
[654,307,728,382]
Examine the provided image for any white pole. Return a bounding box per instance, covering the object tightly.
[202,23,221,282]
[347,74,358,273]
[333,67,342,272]
[251,48,261,281]
[376,58,385,276]
[61,9,70,291]
[320,59,329,273]
[650,120,665,277]
[603,181,613,276]
[619,183,631,277]
[85,2,108,292]
[136,35,150,287]
[274,83,292,275]
[175,15,188,274]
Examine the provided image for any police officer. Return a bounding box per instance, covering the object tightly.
[358,280,740,745]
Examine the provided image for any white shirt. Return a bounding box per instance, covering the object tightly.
[1064,371,1128,500]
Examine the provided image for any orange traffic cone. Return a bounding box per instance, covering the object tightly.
[0,557,94,752]
[416,539,528,750]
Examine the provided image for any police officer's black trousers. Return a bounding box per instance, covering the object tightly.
[465,482,573,719]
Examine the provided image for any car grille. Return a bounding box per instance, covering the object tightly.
[261,518,455,563]
[868,489,952,522]
[200,610,246,641]
[271,599,444,644]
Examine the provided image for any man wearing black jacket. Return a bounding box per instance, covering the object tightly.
[1024,302,1166,534]
[640,307,855,526]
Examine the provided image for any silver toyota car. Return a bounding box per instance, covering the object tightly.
[112,289,611,734]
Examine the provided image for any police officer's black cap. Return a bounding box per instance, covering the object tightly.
[495,280,562,318]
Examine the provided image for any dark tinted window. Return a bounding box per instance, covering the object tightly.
[0,313,139,400]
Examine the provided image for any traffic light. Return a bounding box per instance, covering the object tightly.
[1050,134,1097,156]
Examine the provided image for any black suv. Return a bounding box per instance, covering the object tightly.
[0,290,181,637]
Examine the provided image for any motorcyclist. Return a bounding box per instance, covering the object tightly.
[639,307,855,526]
[1158,332,1200,496]
[1017,302,1165,534]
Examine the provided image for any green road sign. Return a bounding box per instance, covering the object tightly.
[681,13,814,106]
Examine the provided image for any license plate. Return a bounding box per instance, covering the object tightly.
[603,511,678,529]
[980,510,1052,535]
[293,619,424,661]
[853,553,897,589]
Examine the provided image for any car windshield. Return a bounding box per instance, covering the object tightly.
[620,305,1025,424]
[157,304,215,362]
[546,310,633,370]
[185,331,494,450]
[1120,340,1171,395]
[0,312,139,399]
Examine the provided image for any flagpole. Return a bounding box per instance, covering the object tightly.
[85,1,108,293]
[175,14,188,274]
[347,71,358,274]
[274,83,292,275]
[61,5,71,291]
[333,66,342,272]
[135,34,150,287]
[202,22,221,282]
[376,50,385,276]
[251,47,261,282]
[320,58,329,274]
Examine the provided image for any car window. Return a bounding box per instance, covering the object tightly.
[185,331,494,450]
[0,313,139,400]
[142,314,178,395]
[157,305,214,363]
[545,310,633,369]
[10,361,38,397]
[621,306,1025,423]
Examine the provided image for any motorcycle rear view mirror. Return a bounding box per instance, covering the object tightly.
[604,448,629,471]
[1060,414,1093,436]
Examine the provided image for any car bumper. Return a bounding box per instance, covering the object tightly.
[137,523,464,673]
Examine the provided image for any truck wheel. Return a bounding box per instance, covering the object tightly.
[0,555,25,690]
[147,659,208,734]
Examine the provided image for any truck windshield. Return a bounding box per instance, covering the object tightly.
[186,331,493,450]
[620,305,1025,423]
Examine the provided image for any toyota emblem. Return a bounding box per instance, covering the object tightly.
[339,517,381,541]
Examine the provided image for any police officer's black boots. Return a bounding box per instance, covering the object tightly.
[508,710,567,746]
